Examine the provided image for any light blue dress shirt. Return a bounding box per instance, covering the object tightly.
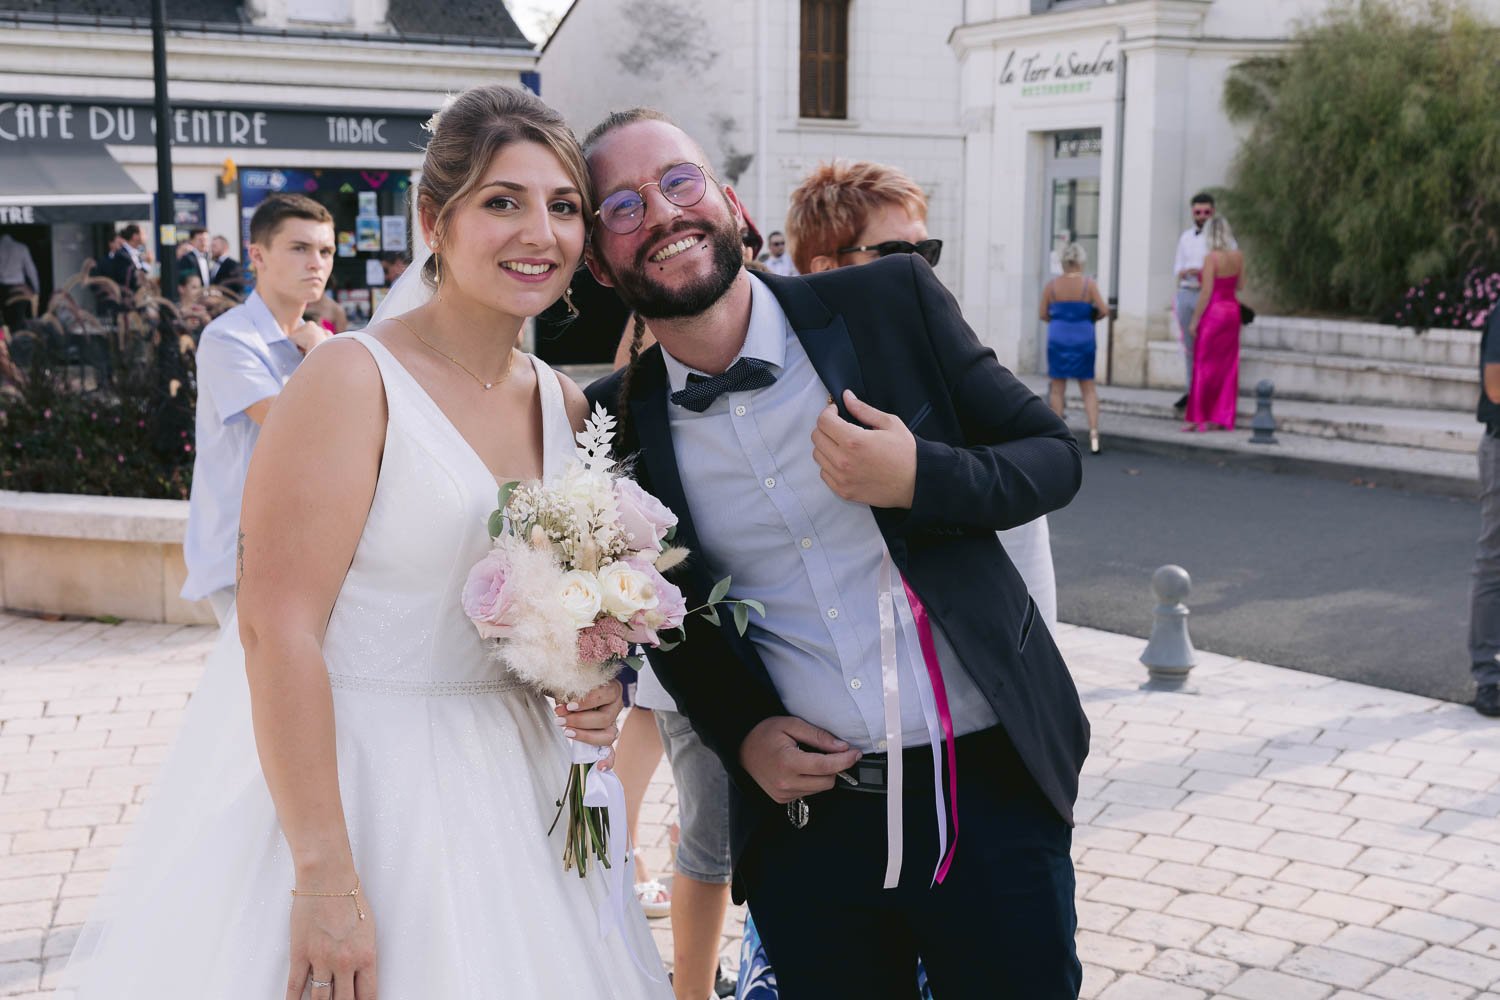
[181,292,305,600]
[664,275,998,752]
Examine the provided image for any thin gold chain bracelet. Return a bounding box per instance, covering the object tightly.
[290,875,367,920]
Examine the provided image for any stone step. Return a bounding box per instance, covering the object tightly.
[1240,316,1479,369]
[1146,339,1474,411]
[1051,374,1480,454]
[1019,374,1477,497]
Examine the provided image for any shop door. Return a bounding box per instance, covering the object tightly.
[1038,130,1102,369]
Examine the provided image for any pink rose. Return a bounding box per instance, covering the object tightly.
[614,477,677,553]
[624,555,688,645]
[461,550,519,639]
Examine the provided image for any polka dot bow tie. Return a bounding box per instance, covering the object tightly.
[669,357,778,413]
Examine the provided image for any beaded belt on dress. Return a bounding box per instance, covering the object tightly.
[326,673,526,696]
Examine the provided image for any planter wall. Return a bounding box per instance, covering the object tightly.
[0,491,213,625]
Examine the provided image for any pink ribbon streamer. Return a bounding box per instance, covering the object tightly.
[901,579,960,883]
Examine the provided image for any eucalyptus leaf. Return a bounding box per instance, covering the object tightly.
[496,480,519,515]
[487,510,504,539]
[701,606,721,627]
[741,598,766,617]
[707,576,732,606]
[733,602,750,636]
[664,524,677,542]
[655,638,680,652]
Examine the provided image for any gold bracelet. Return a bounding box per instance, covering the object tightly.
[290,875,366,920]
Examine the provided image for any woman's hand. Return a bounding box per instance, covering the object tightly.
[553,679,624,750]
[286,871,378,1000]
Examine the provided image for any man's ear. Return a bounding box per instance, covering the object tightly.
[584,244,615,289]
[808,255,838,273]
[246,242,265,272]
[721,183,747,229]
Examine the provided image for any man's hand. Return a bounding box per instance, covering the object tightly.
[812,390,917,509]
[289,319,332,355]
[739,716,861,804]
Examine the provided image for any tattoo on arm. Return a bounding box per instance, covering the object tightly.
[236,530,245,586]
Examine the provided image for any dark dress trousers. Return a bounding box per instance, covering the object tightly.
[586,255,1090,998]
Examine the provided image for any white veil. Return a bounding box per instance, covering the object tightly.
[370,234,434,326]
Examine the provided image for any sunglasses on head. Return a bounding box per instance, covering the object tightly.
[835,239,943,266]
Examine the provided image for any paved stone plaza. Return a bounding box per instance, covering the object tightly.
[0,611,1497,999]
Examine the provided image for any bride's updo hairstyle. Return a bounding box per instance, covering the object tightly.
[417,85,593,289]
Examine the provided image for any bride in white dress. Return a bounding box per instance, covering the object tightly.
[62,86,671,999]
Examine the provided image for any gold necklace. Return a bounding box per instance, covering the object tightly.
[392,315,516,391]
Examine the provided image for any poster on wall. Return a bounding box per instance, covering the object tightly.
[355,217,381,252]
[337,231,356,257]
[381,215,407,253]
[358,190,378,217]
[365,258,385,287]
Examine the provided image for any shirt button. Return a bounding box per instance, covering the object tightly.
[800,537,813,549]
[850,678,863,690]
[827,608,839,620]
[764,477,777,489]
[734,405,746,416]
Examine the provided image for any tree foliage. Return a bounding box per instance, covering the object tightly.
[1221,0,1500,324]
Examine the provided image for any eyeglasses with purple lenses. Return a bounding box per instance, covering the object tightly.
[595,162,710,235]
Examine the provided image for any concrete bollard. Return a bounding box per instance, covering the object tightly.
[1140,565,1197,689]
[1249,379,1278,445]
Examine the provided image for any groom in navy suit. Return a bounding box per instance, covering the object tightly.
[583,110,1088,999]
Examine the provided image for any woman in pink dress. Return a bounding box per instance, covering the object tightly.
[1184,216,1244,431]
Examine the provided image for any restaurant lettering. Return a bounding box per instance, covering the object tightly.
[0,99,424,152]
[1000,39,1116,97]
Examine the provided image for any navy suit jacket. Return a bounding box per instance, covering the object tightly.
[585,255,1090,892]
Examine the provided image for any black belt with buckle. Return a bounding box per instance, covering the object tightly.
[838,752,893,794]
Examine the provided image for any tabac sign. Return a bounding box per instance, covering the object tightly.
[0,97,429,152]
[999,38,1117,99]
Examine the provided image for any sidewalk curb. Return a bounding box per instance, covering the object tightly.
[1081,427,1478,499]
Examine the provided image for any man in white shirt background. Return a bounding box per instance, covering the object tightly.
[180,194,334,623]
[760,230,798,276]
[1172,192,1218,410]
[0,232,39,333]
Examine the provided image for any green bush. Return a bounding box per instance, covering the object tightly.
[1221,0,1500,325]
[0,267,201,499]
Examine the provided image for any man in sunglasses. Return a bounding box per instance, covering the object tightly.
[583,108,1087,1000]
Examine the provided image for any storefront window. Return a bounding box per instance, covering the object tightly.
[239,167,412,326]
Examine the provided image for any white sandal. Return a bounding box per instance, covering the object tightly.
[634,878,671,918]
[632,847,671,918]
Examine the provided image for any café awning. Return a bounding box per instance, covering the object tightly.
[0,143,151,225]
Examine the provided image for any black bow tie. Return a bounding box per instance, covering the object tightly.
[670,357,778,412]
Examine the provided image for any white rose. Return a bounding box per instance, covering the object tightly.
[557,570,604,629]
[597,560,659,620]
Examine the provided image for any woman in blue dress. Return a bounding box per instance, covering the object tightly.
[1040,242,1109,454]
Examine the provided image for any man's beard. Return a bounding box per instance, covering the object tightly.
[603,220,743,320]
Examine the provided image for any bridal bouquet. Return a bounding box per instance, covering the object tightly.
[461,404,760,878]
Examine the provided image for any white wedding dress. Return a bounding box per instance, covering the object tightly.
[62,332,670,998]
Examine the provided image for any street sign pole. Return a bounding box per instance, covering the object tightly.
[151,0,176,302]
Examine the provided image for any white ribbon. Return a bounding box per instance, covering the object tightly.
[876,549,952,890]
[569,738,663,982]
[878,552,904,889]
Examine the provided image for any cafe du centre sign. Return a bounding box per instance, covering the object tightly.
[0,96,429,151]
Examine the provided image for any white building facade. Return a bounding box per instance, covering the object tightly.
[951,0,1500,383]
[540,0,967,296]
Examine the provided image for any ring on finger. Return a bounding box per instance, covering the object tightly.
[310,976,332,989]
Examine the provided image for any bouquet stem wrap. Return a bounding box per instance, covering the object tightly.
[562,737,661,981]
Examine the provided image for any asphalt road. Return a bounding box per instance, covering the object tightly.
[1048,448,1478,704]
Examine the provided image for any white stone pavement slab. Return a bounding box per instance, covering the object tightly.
[0,612,1497,998]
